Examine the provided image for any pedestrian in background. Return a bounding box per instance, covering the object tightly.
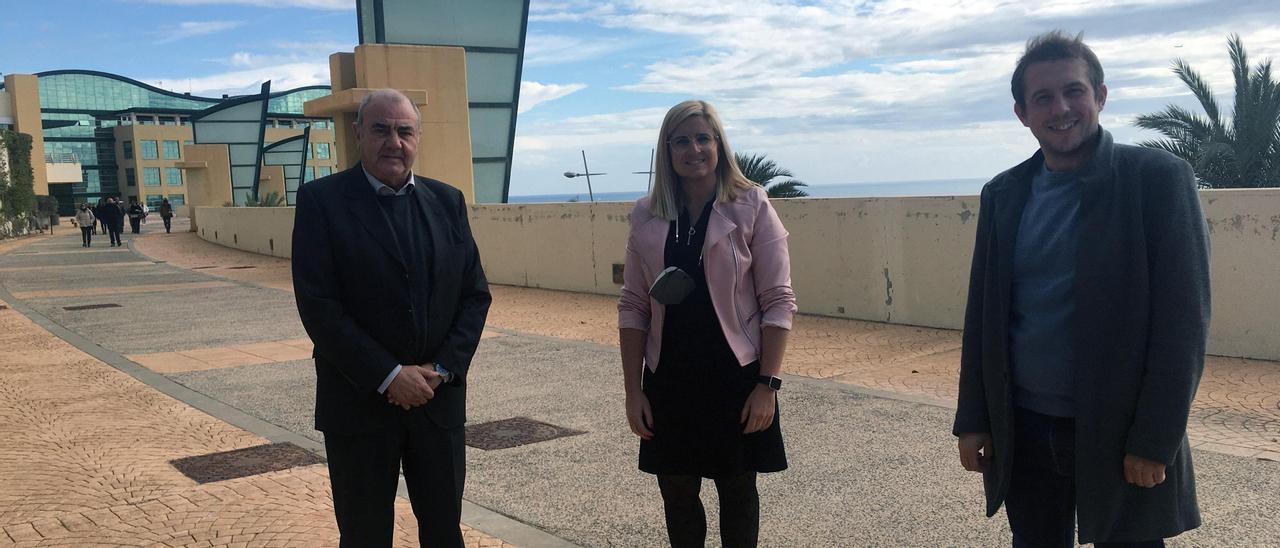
[74,203,96,247]
[128,200,144,234]
[159,199,174,234]
[100,197,123,247]
[94,198,109,235]
[619,99,796,548]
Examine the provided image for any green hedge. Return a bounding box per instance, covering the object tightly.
[1,130,36,223]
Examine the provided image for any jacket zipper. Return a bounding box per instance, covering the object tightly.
[730,242,757,348]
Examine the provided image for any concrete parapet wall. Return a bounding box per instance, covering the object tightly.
[196,189,1280,361]
[194,206,294,259]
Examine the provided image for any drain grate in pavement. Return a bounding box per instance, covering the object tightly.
[170,442,324,484]
[465,417,586,450]
[0,305,8,310]
[191,266,218,270]
[226,265,256,270]
[63,303,122,311]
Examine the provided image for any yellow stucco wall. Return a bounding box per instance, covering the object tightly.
[191,190,1280,361]
[194,206,294,258]
[313,44,475,202]
[4,74,48,196]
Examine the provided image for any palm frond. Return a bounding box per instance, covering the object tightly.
[1171,59,1220,125]
[735,152,793,186]
[766,179,809,198]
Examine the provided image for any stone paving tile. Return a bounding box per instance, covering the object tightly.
[128,341,314,374]
[10,280,234,300]
[0,261,155,273]
[0,239,517,547]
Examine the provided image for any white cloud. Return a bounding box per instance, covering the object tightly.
[143,62,331,97]
[519,81,588,113]
[153,20,244,44]
[524,34,630,66]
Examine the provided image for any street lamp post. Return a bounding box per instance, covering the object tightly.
[632,148,655,191]
[563,149,604,202]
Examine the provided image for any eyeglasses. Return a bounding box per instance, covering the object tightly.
[667,133,717,151]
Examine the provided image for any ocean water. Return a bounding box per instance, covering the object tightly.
[508,177,988,204]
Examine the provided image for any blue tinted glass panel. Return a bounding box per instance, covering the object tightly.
[168,194,185,205]
[165,168,183,186]
[145,194,163,208]
[143,167,161,186]
[472,161,505,204]
[469,108,511,157]
[315,143,330,159]
[465,53,518,102]
[381,0,524,48]
[141,140,158,159]
[163,140,180,159]
[123,141,133,159]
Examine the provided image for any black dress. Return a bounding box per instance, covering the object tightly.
[639,200,787,478]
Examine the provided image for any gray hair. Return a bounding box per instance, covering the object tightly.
[354,89,421,126]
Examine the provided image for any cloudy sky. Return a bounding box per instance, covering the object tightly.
[2,0,1278,197]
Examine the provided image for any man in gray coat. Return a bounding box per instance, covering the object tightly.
[954,31,1210,546]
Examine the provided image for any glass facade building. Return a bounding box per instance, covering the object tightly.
[0,70,333,212]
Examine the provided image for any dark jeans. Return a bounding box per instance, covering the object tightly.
[162,216,172,233]
[657,472,760,547]
[129,217,141,233]
[1007,408,1165,548]
[108,225,122,246]
[80,227,93,246]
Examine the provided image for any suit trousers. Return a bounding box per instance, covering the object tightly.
[323,411,466,548]
[1006,407,1165,548]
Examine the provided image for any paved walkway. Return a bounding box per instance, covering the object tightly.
[1,219,1277,546]
[0,225,517,547]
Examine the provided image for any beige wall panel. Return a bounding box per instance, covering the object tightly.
[259,165,286,200]
[345,44,474,202]
[589,203,635,292]
[0,89,13,119]
[470,204,532,286]
[45,162,82,184]
[329,53,359,171]
[194,206,294,259]
[6,74,49,196]
[188,189,1280,361]
[465,189,1280,361]
[1200,189,1280,359]
[180,144,232,231]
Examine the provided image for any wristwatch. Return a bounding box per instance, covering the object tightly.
[757,375,782,391]
[433,363,454,384]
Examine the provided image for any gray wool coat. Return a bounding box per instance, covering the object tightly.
[953,129,1210,543]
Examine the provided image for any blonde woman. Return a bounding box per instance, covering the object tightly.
[618,100,796,547]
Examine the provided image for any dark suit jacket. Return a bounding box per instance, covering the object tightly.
[953,129,1208,543]
[292,165,491,433]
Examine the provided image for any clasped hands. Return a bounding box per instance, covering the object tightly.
[386,365,445,410]
[957,433,1168,488]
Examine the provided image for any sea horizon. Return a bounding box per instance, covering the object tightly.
[508,177,989,204]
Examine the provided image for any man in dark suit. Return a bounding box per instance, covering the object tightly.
[292,89,491,547]
[954,31,1209,546]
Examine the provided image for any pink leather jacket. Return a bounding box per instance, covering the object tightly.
[618,184,797,371]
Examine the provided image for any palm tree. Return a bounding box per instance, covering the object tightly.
[735,152,809,197]
[1134,34,1280,188]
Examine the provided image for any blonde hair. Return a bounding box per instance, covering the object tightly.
[648,100,753,221]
